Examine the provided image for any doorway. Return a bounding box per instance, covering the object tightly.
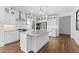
[59,16,71,37]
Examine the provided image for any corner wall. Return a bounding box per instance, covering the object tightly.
[59,7,79,45]
[71,7,79,45]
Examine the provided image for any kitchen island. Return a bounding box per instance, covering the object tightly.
[20,30,49,53]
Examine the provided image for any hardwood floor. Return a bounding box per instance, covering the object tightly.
[0,41,20,53]
[39,35,79,53]
[0,34,79,53]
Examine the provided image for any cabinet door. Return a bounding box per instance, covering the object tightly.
[22,12,26,20]
[0,31,4,47]
[4,31,19,44]
[27,36,32,52]
[20,33,32,52]
[4,7,10,24]
[0,7,6,24]
[47,18,57,37]
[10,9,16,25]
[49,31,56,37]
[20,33,27,52]
[4,7,16,25]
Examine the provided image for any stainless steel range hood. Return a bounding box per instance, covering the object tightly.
[16,11,26,21]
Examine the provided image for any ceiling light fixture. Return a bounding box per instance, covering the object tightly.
[39,6,47,17]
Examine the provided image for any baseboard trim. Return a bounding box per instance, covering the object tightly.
[59,34,70,36]
[5,40,20,46]
[37,42,49,53]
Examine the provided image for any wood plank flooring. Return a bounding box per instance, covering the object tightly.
[0,34,79,53]
[0,41,20,53]
[39,35,79,53]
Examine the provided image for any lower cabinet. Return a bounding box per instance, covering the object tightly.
[48,30,56,37]
[27,35,32,52]
[0,31,4,47]
[20,32,27,52]
[4,31,19,44]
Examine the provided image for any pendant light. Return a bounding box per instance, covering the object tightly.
[38,6,48,17]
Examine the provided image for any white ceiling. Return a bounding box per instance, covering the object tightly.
[12,6,75,15]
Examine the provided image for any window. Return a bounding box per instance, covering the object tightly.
[76,10,79,30]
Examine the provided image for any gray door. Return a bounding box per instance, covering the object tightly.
[59,16,71,35]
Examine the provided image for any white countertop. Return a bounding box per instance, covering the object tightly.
[21,30,48,36]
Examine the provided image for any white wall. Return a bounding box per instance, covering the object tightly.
[15,21,26,29]
[71,7,79,45]
[59,16,71,35]
[56,15,59,36]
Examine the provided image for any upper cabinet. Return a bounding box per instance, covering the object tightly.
[10,8,16,24]
[0,7,5,25]
[4,7,10,24]
[0,6,21,25]
[0,7,33,26]
[4,7,16,25]
[21,12,26,20]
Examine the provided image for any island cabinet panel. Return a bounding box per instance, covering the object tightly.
[20,32,32,52]
[20,32,27,52]
[27,35,32,52]
[31,33,49,52]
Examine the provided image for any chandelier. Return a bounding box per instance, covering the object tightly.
[38,6,47,16]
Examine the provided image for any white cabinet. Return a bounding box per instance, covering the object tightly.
[20,31,49,53]
[0,31,4,47]
[21,12,26,20]
[10,8,16,25]
[20,32,27,52]
[0,7,6,24]
[0,7,18,25]
[47,16,57,37]
[49,31,56,37]
[4,7,10,24]
[20,32,31,52]
[4,31,19,44]
[31,33,48,52]
[4,7,16,25]
[15,10,19,20]
[27,35,32,52]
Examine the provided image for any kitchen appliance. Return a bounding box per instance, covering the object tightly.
[36,23,40,30]
[16,11,26,21]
